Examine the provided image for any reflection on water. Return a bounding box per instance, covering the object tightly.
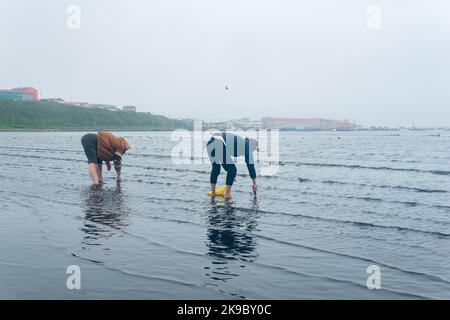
[81,184,129,247]
[204,198,259,296]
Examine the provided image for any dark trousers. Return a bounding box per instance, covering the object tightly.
[81,133,102,164]
[210,163,237,186]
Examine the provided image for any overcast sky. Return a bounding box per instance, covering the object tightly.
[0,0,449,126]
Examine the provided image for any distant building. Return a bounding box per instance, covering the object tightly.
[11,87,39,101]
[41,98,65,103]
[41,98,91,108]
[71,102,91,108]
[0,87,39,102]
[0,90,33,101]
[261,117,356,131]
[203,121,230,131]
[261,117,321,130]
[228,118,261,130]
[203,118,261,131]
[122,105,137,112]
[91,104,120,111]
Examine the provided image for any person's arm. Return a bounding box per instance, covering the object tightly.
[245,143,257,193]
[112,153,123,182]
[247,163,257,193]
[246,163,256,179]
[114,160,121,182]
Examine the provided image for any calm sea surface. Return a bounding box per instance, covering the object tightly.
[0,131,449,299]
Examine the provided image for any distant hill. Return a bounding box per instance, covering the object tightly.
[0,98,192,130]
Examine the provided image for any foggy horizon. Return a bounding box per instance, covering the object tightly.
[1,0,449,127]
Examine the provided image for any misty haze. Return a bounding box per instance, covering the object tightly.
[1,0,449,127]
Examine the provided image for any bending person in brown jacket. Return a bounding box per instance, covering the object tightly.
[81,131,133,184]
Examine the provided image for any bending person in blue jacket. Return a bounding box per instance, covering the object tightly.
[206,132,258,200]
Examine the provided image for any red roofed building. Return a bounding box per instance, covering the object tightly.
[11,87,39,101]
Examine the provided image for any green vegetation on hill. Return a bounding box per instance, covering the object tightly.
[0,98,192,130]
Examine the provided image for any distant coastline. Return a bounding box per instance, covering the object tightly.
[0,98,192,131]
[0,128,182,132]
[0,127,447,133]
[1,98,448,132]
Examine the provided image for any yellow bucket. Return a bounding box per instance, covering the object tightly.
[207,185,227,196]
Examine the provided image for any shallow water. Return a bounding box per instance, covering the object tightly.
[1,131,449,299]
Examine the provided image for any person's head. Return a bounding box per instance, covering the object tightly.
[248,138,258,152]
[122,138,133,153]
[115,137,133,157]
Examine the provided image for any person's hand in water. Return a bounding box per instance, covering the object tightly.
[113,160,121,183]
[252,179,257,194]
